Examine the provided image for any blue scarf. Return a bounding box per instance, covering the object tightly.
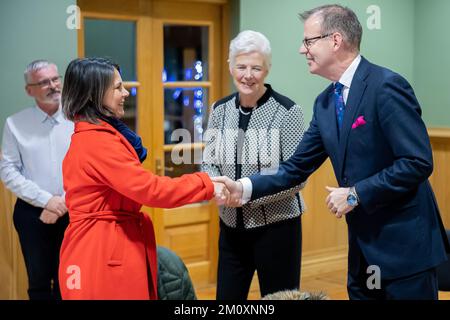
[104,117,148,163]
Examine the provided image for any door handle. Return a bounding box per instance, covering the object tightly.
[155,158,164,176]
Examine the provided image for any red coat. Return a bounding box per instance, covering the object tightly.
[59,121,214,299]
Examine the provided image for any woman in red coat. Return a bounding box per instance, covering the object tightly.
[59,57,227,299]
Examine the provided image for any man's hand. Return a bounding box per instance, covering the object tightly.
[325,186,354,218]
[39,209,59,224]
[45,196,67,217]
[213,182,230,206]
[211,176,243,207]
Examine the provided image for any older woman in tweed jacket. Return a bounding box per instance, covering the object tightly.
[202,30,307,300]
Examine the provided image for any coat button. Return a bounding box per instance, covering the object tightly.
[342,177,348,185]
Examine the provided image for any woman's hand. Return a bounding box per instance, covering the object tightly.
[213,181,230,206]
[211,176,243,207]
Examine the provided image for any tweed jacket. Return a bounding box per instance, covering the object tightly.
[202,84,307,229]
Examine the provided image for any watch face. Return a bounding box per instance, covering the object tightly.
[347,194,357,206]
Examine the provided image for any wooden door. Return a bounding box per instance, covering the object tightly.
[150,1,226,287]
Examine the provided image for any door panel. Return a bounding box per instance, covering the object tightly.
[151,1,223,287]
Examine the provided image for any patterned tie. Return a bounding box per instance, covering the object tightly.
[334,82,345,132]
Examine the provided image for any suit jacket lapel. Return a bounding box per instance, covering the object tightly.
[338,57,370,176]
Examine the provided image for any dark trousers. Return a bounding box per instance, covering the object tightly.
[347,251,439,300]
[13,198,69,300]
[216,217,302,300]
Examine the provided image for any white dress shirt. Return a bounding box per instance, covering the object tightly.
[240,55,362,203]
[337,54,361,104]
[0,105,74,208]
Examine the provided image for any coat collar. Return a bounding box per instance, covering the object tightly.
[74,120,139,160]
[336,54,362,89]
[74,120,116,133]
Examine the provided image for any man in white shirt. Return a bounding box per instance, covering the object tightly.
[213,5,449,300]
[1,60,73,300]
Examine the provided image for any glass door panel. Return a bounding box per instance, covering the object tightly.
[164,87,209,145]
[163,25,209,82]
[164,147,203,178]
[84,18,137,81]
[84,18,138,131]
[122,86,138,132]
[163,25,210,177]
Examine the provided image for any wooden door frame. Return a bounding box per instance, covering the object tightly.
[150,0,228,285]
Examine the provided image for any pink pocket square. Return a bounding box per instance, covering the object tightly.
[351,116,366,129]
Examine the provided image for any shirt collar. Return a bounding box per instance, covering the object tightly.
[53,106,65,123]
[34,104,63,124]
[337,54,361,89]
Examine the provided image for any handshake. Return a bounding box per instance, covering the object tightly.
[211,176,245,207]
[210,176,356,219]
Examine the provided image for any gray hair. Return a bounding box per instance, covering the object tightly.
[24,60,57,84]
[262,290,329,300]
[299,4,362,51]
[228,30,272,70]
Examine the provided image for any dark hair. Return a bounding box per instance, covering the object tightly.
[299,4,362,51]
[62,57,121,123]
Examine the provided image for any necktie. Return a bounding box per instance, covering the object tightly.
[334,82,345,132]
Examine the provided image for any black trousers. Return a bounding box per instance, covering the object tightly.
[216,217,302,300]
[13,198,69,300]
[347,249,439,300]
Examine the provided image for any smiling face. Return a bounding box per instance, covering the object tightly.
[298,15,336,79]
[25,64,62,107]
[230,51,269,101]
[102,68,129,118]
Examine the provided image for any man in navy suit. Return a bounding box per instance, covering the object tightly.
[213,4,449,299]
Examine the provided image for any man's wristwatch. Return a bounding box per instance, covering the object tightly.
[347,186,359,207]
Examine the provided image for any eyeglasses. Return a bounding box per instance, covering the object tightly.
[302,34,332,49]
[27,76,62,88]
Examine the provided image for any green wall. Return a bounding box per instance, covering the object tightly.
[236,0,449,128]
[0,0,449,142]
[0,0,77,141]
[414,0,450,127]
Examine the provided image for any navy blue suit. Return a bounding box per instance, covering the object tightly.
[249,57,449,298]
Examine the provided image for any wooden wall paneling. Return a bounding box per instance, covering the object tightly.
[429,133,450,229]
[0,182,27,299]
[301,159,348,254]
